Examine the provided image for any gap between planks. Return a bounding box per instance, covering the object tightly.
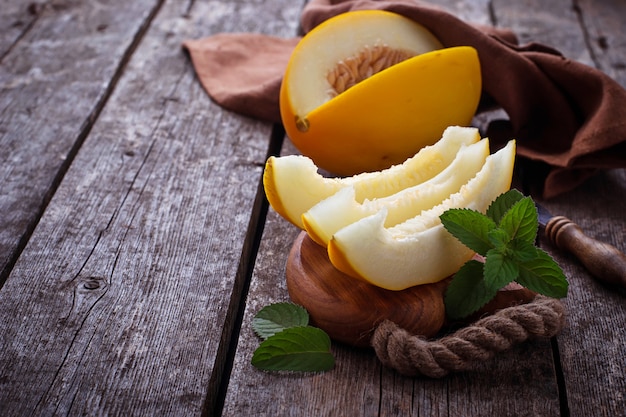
[209,123,286,417]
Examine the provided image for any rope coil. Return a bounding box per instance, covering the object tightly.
[371,295,566,378]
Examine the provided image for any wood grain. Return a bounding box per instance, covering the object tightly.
[493,1,626,415]
[538,168,626,417]
[0,0,299,415]
[492,0,594,65]
[0,1,39,58]
[576,0,626,87]
[1,0,624,416]
[287,231,447,347]
[0,0,163,284]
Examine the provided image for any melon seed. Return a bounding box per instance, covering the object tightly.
[326,44,414,96]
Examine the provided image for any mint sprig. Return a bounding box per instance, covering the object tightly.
[441,189,568,320]
[251,303,335,372]
[252,302,310,339]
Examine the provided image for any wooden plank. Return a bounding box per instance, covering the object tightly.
[0,0,298,416]
[222,2,573,416]
[492,0,594,63]
[429,0,492,26]
[576,0,626,86]
[539,169,626,417]
[0,0,163,283]
[0,1,38,58]
[493,1,626,414]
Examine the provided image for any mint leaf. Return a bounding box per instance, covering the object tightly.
[251,327,335,372]
[253,302,309,340]
[483,248,519,288]
[251,303,335,373]
[499,196,538,244]
[445,260,499,320]
[487,228,511,251]
[509,238,540,263]
[441,190,569,320]
[516,248,569,298]
[440,209,496,255]
[486,189,525,224]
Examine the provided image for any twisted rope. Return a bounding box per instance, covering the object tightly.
[371,296,566,378]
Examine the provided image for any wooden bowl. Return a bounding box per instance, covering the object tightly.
[286,232,447,347]
[286,232,537,348]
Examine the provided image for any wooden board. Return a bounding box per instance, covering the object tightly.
[538,169,626,417]
[492,0,594,65]
[0,1,39,58]
[577,0,626,87]
[0,0,163,283]
[221,1,625,416]
[0,0,300,415]
[493,1,626,415]
[1,0,624,415]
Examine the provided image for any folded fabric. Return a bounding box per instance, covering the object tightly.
[183,0,626,199]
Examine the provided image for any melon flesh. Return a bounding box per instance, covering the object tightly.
[279,10,481,176]
[262,126,480,228]
[285,10,443,117]
[327,140,517,291]
[302,138,490,246]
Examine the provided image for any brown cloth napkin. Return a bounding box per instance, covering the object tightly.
[183,0,626,199]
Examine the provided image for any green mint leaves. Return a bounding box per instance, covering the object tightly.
[252,302,309,339]
[440,189,568,320]
[251,302,335,372]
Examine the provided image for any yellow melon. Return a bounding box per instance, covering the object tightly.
[280,10,482,175]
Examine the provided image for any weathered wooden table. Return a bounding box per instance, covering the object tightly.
[1,0,624,416]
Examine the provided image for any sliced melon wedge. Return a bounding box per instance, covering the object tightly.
[263,126,480,228]
[327,140,516,291]
[302,138,490,245]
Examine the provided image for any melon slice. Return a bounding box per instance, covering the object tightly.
[327,140,516,291]
[263,126,480,228]
[302,138,490,246]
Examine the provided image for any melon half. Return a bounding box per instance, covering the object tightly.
[280,10,482,175]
